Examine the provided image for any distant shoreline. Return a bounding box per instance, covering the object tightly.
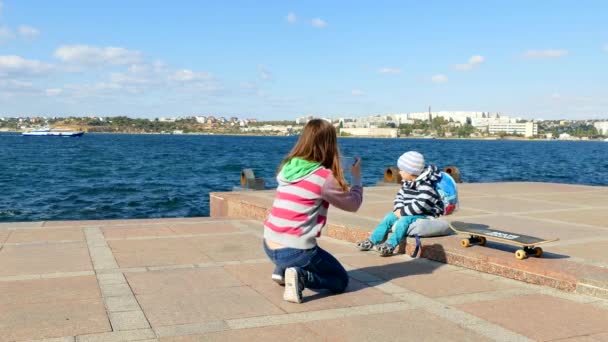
[2,130,605,142]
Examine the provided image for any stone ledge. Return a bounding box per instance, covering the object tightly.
[209,184,608,298]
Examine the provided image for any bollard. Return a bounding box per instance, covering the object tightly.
[239,169,266,190]
[383,166,402,183]
[444,166,462,183]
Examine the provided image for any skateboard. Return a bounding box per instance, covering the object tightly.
[449,221,559,260]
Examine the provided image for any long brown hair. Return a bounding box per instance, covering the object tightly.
[279,119,348,191]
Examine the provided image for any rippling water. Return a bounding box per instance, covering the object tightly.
[1,133,606,222]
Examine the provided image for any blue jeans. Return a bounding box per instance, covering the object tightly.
[263,241,349,294]
[369,212,424,248]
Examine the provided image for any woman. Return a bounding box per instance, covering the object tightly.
[263,119,363,303]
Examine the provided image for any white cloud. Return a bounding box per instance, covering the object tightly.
[0,26,14,42]
[351,89,364,96]
[524,49,568,59]
[454,55,485,71]
[378,67,401,75]
[311,18,327,28]
[45,88,63,96]
[169,69,212,82]
[258,65,272,80]
[0,55,53,76]
[286,12,297,24]
[431,74,448,84]
[54,45,143,66]
[18,25,40,39]
[109,72,152,86]
[0,79,36,92]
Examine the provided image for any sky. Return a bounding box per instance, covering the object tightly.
[0,0,607,120]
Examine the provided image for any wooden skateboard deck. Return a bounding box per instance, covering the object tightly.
[449,221,559,259]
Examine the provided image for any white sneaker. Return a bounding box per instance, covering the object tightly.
[283,267,303,303]
[271,273,285,286]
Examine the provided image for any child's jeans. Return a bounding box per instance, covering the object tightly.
[263,240,349,294]
[369,212,425,248]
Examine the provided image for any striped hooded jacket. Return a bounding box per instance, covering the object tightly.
[393,165,444,217]
[264,158,363,249]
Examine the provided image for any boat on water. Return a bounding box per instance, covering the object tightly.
[22,128,84,137]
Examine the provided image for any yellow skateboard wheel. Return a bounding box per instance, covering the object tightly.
[478,236,487,246]
[533,247,543,257]
[461,239,471,247]
[515,250,527,260]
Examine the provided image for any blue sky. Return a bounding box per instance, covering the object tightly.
[0,1,607,120]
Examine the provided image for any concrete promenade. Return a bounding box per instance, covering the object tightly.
[0,182,606,341]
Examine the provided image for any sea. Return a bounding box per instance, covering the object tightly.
[1,133,607,222]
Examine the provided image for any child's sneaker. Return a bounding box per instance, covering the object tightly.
[283,267,303,303]
[271,273,285,286]
[356,239,374,251]
[375,242,395,257]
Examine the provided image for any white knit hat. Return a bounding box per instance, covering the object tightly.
[397,151,425,175]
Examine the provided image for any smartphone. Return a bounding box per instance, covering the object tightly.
[340,156,358,171]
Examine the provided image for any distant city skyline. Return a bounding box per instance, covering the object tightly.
[1,1,607,120]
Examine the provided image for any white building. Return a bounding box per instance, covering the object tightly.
[594,121,608,135]
[471,116,516,130]
[295,116,314,125]
[488,122,538,137]
[559,133,579,140]
[340,127,398,138]
[195,116,206,124]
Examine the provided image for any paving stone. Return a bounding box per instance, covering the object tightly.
[461,195,579,214]
[552,240,608,264]
[0,298,110,341]
[526,208,608,228]
[160,324,318,341]
[102,226,175,239]
[6,228,84,244]
[305,309,490,341]
[390,268,512,298]
[168,222,242,235]
[89,246,119,270]
[454,294,608,341]
[223,259,404,312]
[126,267,242,295]
[0,242,92,277]
[518,191,608,208]
[136,286,283,327]
[188,234,268,262]
[154,321,226,338]
[109,238,211,268]
[339,254,459,283]
[32,337,75,342]
[0,275,101,305]
[99,283,134,297]
[97,273,127,285]
[75,329,155,342]
[109,310,150,330]
[0,230,12,245]
[459,182,596,195]
[104,295,140,312]
[226,302,410,329]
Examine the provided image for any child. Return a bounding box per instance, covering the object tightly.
[356,151,443,256]
[263,119,364,303]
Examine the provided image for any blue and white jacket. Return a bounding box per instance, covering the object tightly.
[393,165,444,217]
